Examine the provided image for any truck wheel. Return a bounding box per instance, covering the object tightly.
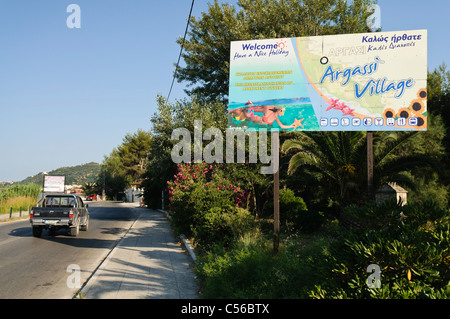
[32,226,43,238]
[80,216,89,231]
[70,225,79,237]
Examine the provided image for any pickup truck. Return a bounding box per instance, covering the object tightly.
[30,194,90,237]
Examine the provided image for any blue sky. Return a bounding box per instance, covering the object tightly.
[0,0,449,182]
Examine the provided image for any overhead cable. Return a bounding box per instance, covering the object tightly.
[167,0,195,102]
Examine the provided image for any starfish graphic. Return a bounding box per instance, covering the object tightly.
[292,118,304,130]
[342,107,355,116]
[335,101,347,111]
[326,98,340,111]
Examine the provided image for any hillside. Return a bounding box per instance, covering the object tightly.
[18,162,101,186]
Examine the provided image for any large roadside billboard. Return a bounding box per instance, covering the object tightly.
[228,29,427,131]
[43,175,66,193]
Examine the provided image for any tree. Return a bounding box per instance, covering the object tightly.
[142,96,178,208]
[142,95,228,208]
[281,130,441,206]
[428,63,450,165]
[175,0,375,101]
[117,129,152,181]
[421,63,450,206]
[282,131,366,206]
[99,130,152,200]
[99,148,130,200]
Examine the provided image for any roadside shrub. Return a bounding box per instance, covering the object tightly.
[193,205,254,250]
[309,200,450,299]
[167,163,247,243]
[195,230,327,298]
[279,188,307,223]
[263,188,323,232]
[292,209,326,233]
[263,188,305,221]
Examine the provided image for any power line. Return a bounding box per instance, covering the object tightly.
[167,0,195,102]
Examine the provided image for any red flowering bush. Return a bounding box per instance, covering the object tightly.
[167,162,251,248]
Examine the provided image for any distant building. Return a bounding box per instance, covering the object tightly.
[376,182,408,206]
[65,184,83,195]
[125,181,143,203]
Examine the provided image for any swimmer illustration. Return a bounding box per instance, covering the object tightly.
[229,101,304,130]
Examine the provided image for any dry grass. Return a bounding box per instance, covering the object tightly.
[0,196,37,214]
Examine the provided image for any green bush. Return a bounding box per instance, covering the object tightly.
[196,199,450,299]
[309,200,450,299]
[193,205,254,250]
[263,188,305,222]
[263,188,324,232]
[195,230,328,298]
[168,163,247,247]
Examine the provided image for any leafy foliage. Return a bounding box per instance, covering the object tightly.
[281,130,442,206]
[99,130,152,199]
[176,0,376,101]
[309,200,450,299]
[197,200,450,299]
[142,95,228,208]
[117,129,152,181]
[167,162,251,250]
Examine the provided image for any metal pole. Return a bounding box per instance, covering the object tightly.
[367,131,374,200]
[103,169,106,201]
[273,130,280,255]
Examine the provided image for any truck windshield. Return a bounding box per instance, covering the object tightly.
[43,196,76,207]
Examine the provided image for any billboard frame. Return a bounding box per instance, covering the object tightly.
[43,175,66,193]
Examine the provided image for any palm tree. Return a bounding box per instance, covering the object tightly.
[281,131,440,206]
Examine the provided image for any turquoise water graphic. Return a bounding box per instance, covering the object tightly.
[228,98,319,131]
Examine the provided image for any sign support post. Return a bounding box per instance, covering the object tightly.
[273,130,280,255]
[367,132,374,200]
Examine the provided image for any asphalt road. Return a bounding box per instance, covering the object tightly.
[0,201,140,299]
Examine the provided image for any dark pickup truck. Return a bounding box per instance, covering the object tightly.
[30,194,90,237]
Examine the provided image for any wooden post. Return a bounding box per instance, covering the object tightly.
[367,131,374,200]
[273,130,280,255]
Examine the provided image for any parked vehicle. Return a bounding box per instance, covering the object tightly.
[86,194,97,201]
[30,194,89,237]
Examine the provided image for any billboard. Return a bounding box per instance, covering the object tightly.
[228,29,427,131]
[43,175,66,193]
